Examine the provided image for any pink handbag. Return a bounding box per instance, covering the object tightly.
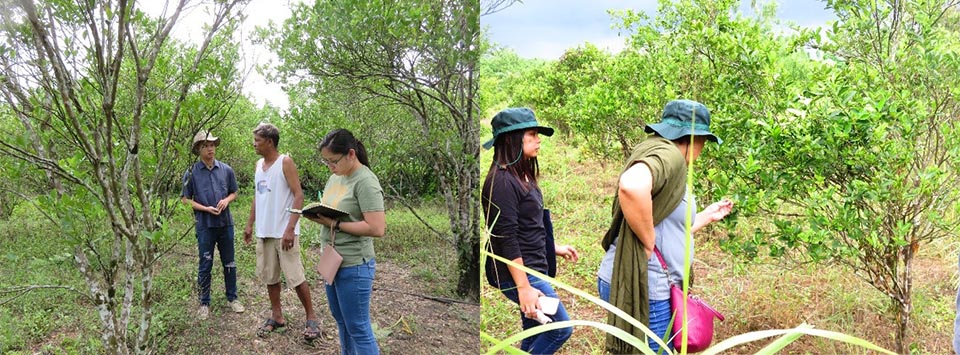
[316,223,343,285]
[655,247,724,352]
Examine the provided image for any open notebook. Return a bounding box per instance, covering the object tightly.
[287,201,348,218]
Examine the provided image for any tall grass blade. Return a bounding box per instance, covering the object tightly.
[480,332,527,354]
[483,251,671,352]
[754,323,811,354]
[484,320,656,355]
[699,324,896,355]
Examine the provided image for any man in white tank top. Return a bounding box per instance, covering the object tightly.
[243,123,321,341]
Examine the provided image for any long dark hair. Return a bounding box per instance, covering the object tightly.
[319,128,370,167]
[484,129,539,191]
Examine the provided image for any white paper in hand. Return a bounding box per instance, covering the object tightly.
[538,296,559,316]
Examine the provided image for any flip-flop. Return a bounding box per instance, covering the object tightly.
[257,318,286,338]
[303,319,321,342]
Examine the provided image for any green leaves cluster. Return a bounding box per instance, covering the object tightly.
[264,0,482,299]
[482,0,959,352]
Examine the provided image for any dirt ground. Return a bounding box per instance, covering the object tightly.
[167,254,479,354]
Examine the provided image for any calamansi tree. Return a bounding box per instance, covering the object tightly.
[264,0,482,299]
[729,1,960,352]
[488,0,959,352]
[0,1,246,353]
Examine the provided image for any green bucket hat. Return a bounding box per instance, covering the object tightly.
[482,107,554,149]
[644,99,722,144]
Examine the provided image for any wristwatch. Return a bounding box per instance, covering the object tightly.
[333,220,341,231]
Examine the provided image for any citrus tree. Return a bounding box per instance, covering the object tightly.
[263,0,482,299]
[724,1,960,352]
[0,0,246,353]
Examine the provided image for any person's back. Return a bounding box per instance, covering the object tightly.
[597,99,731,353]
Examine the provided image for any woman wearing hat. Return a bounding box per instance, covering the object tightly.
[482,107,579,354]
[596,99,733,353]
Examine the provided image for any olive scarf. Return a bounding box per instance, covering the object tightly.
[601,136,687,354]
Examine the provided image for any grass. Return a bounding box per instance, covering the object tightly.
[0,190,459,353]
[480,133,956,354]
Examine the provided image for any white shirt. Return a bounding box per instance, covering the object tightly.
[254,155,300,238]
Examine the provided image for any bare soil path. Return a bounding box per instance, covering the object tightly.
[167,255,479,354]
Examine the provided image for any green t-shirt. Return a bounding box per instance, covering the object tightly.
[320,165,385,267]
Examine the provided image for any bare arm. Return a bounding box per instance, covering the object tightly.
[342,211,386,237]
[243,194,256,245]
[306,210,386,238]
[282,155,304,235]
[618,162,656,258]
[215,191,237,211]
[692,199,734,233]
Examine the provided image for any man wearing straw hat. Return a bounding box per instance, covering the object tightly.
[181,130,244,320]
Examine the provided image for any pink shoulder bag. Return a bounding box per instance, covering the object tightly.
[654,247,724,352]
[316,223,343,285]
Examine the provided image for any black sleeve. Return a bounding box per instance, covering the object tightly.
[483,173,522,262]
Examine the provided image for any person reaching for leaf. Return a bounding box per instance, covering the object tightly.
[596,99,733,353]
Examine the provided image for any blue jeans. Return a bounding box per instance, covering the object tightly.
[954,253,960,355]
[325,258,379,355]
[598,278,673,353]
[197,225,237,305]
[498,274,572,354]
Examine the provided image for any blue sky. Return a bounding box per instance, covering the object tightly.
[482,0,837,59]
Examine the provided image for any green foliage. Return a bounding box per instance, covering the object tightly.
[482,0,960,352]
[477,47,548,112]
[0,202,97,353]
[0,1,253,353]
[265,0,482,299]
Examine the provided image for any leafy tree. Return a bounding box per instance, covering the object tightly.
[263,0,482,299]
[477,47,547,113]
[0,1,245,353]
[725,1,960,352]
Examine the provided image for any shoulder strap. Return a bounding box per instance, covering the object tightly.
[329,224,338,246]
[654,246,669,272]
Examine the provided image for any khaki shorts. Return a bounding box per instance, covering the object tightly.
[255,236,306,288]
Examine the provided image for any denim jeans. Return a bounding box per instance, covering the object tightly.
[954,253,960,355]
[196,225,237,305]
[325,258,379,355]
[598,277,673,353]
[498,274,572,354]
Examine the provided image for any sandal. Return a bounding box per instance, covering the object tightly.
[257,318,286,338]
[303,319,321,342]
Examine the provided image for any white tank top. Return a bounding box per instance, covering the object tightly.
[254,155,300,238]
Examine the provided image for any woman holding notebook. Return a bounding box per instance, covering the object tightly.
[304,128,385,355]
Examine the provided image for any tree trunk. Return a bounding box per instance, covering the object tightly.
[457,228,481,300]
[894,249,914,355]
[894,294,911,355]
[454,161,480,300]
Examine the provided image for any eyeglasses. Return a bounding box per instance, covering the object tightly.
[321,154,345,166]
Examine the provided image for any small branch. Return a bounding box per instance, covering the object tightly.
[373,287,478,306]
[384,184,448,241]
[0,285,90,306]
